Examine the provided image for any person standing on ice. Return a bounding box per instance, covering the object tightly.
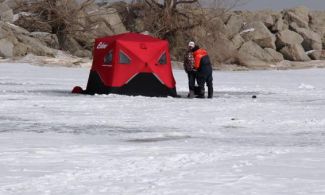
[192,44,213,98]
[183,41,197,98]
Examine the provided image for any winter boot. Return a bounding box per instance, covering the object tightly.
[196,87,205,98]
[208,88,213,99]
[187,90,195,98]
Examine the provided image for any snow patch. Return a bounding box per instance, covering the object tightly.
[240,28,255,35]
[299,83,315,89]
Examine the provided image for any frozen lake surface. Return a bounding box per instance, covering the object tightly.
[1,63,325,195]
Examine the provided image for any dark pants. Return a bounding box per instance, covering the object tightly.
[197,66,213,98]
[187,71,197,91]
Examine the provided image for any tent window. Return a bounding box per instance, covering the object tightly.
[104,51,113,65]
[158,52,167,65]
[119,51,131,64]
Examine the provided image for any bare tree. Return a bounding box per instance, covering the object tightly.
[14,0,114,49]
[125,0,247,60]
[130,0,203,38]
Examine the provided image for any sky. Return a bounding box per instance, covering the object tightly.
[237,0,325,11]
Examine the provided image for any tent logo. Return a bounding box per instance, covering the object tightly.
[97,42,108,49]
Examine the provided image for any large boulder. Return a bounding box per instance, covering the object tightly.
[231,34,245,49]
[2,0,19,10]
[237,10,280,28]
[0,21,18,43]
[4,22,30,35]
[72,31,94,51]
[264,48,284,62]
[307,50,321,60]
[86,6,127,36]
[30,32,60,49]
[13,43,28,57]
[0,2,13,23]
[310,11,325,49]
[211,17,229,38]
[0,24,6,39]
[104,8,127,34]
[61,36,91,58]
[61,36,83,55]
[0,38,14,57]
[272,18,289,32]
[280,44,311,61]
[1,22,21,57]
[241,21,276,49]
[226,14,245,37]
[263,15,275,28]
[293,27,322,51]
[238,41,282,68]
[16,34,57,57]
[276,30,304,49]
[283,6,310,28]
[310,11,325,33]
[1,21,50,57]
[212,36,238,63]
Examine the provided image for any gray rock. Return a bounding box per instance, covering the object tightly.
[0,2,13,23]
[61,36,82,56]
[16,34,57,57]
[264,48,284,62]
[310,10,325,49]
[307,50,321,60]
[276,30,304,49]
[264,15,275,28]
[30,32,60,49]
[211,36,238,63]
[241,21,276,49]
[74,49,92,58]
[104,8,127,34]
[294,27,322,51]
[5,22,30,35]
[0,38,14,57]
[226,14,244,37]
[231,34,245,49]
[60,36,92,57]
[238,41,281,68]
[87,6,126,36]
[13,42,28,57]
[272,18,288,32]
[237,10,279,28]
[0,20,57,58]
[212,17,229,38]
[0,25,6,39]
[283,6,310,28]
[280,44,311,61]
[2,0,19,10]
[0,21,18,44]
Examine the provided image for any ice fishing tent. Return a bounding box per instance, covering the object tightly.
[82,33,177,97]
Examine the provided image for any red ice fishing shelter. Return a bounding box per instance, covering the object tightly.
[78,33,177,97]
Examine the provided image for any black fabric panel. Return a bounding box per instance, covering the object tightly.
[85,70,177,97]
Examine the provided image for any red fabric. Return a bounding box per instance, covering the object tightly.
[91,33,176,88]
[193,49,208,69]
[72,86,83,94]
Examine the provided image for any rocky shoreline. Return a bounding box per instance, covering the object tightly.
[0,1,325,70]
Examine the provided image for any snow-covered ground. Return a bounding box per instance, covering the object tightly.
[1,63,325,195]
